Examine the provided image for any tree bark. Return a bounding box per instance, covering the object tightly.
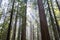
[12,5,19,40]
[6,0,15,40]
[37,0,50,40]
[30,22,34,40]
[17,17,22,40]
[55,0,60,10]
[50,0,60,39]
[21,15,26,40]
[47,0,60,40]
[21,2,27,40]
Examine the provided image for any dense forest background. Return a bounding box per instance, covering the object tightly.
[0,0,60,40]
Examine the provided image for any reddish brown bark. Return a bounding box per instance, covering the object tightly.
[37,0,50,40]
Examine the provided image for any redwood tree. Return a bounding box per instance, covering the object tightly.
[47,0,60,40]
[6,0,15,40]
[37,0,50,40]
[21,0,27,40]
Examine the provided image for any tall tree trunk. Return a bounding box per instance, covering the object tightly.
[21,2,27,40]
[21,14,26,40]
[33,25,34,40]
[12,5,19,40]
[55,0,60,10]
[17,17,22,40]
[37,27,39,40]
[6,0,15,40]
[37,22,41,40]
[50,0,60,39]
[47,0,59,40]
[30,22,33,40]
[37,0,50,40]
